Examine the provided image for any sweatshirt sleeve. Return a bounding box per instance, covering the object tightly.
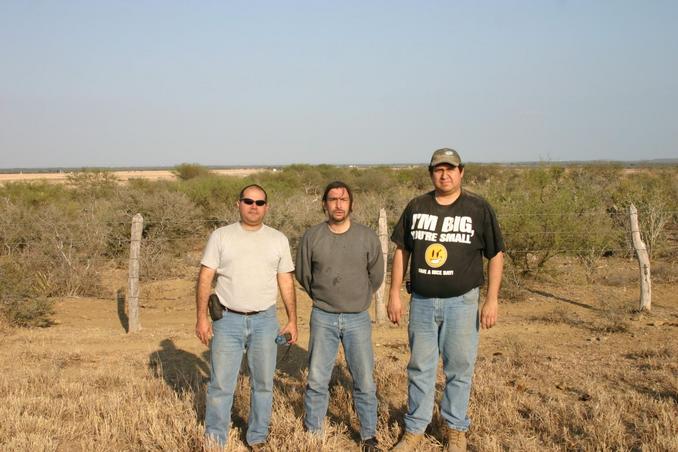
[294,230,313,296]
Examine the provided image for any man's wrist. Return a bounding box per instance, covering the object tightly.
[484,296,499,305]
[197,310,209,321]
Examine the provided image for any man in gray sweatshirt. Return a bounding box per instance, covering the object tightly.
[295,180,384,452]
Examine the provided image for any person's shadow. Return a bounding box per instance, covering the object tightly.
[275,343,309,379]
[148,339,210,419]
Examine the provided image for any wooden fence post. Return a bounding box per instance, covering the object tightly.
[127,213,143,332]
[375,208,388,324]
[629,204,651,311]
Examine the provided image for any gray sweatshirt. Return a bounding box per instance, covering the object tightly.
[295,221,384,313]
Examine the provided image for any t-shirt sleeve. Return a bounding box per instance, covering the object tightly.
[391,203,412,250]
[200,229,221,269]
[367,231,385,292]
[482,203,505,259]
[277,233,295,273]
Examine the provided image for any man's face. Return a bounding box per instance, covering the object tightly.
[431,164,464,196]
[324,187,351,223]
[237,187,268,227]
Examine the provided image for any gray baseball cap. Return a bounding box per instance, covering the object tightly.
[429,148,462,168]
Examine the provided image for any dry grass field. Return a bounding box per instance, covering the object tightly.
[1,258,677,451]
[1,163,676,450]
[0,168,268,184]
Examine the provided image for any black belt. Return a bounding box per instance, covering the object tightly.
[226,307,264,316]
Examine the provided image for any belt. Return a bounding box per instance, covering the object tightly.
[226,307,264,316]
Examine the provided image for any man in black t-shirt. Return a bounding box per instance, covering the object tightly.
[388,148,505,452]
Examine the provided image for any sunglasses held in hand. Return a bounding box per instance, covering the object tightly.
[240,198,267,206]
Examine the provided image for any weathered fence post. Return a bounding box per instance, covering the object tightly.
[127,213,143,332]
[375,208,388,324]
[629,204,651,311]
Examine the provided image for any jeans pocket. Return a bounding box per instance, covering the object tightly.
[461,287,479,305]
[408,296,432,326]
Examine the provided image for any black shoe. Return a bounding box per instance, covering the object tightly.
[361,437,380,452]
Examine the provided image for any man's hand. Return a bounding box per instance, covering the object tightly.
[387,290,405,325]
[279,321,298,345]
[195,316,213,345]
[480,297,498,329]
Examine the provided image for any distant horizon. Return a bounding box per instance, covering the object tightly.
[1,158,677,173]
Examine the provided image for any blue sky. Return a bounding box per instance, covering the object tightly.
[1,1,676,168]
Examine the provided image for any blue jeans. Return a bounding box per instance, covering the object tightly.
[304,307,377,440]
[204,305,278,447]
[404,288,480,433]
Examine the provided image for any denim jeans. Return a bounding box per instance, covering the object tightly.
[404,287,480,433]
[304,307,377,440]
[204,305,278,447]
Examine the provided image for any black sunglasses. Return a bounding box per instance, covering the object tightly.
[240,198,267,206]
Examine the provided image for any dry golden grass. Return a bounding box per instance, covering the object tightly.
[1,268,677,451]
[0,168,268,185]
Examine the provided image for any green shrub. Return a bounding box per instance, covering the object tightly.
[611,169,677,259]
[67,170,119,198]
[176,174,244,223]
[0,198,109,298]
[463,163,507,187]
[173,163,211,180]
[486,166,620,278]
[394,166,430,191]
[1,162,675,330]
[113,186,205,280]
[0,181,70,206]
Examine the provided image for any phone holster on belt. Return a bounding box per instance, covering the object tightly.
[208,293,224,321]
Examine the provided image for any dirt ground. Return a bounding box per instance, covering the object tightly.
[46,272,678,365]
[42,258,678,370]
[2,258,677,451]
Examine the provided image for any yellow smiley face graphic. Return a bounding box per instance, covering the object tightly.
[425,243,447,268]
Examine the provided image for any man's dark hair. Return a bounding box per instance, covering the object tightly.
[239,184,268,202]
[322,180,353,213]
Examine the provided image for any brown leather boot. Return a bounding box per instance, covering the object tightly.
[249,442,266,452]
[391,431,425,450]
[446,427,467,452]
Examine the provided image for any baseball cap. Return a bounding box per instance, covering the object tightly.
[429,148,462,168]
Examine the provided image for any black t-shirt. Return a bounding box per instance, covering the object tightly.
[391,190,504,298]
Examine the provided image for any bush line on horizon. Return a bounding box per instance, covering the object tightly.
[0,163,676,328]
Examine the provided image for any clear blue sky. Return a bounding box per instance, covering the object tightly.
[1,1,676,168]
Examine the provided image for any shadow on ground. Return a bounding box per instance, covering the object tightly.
[526,288,600,311]
[147,338,390,444]
[116,289,128,333]
[149,338,210,421]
